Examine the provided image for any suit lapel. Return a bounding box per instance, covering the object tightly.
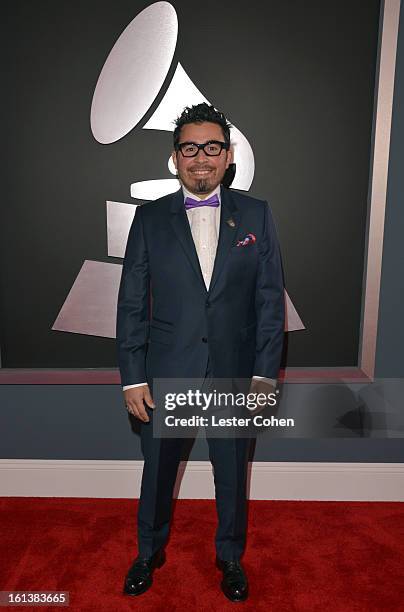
[169,188,206,289]
[208,186,241,294]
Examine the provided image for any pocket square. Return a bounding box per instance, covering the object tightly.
[236,233,256,247]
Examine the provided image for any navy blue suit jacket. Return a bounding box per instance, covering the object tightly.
[116,186,285,387]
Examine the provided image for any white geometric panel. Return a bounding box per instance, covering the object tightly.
[143,62,209,131]
[90,2,178,143]
[52,260,122,338]
[285,291,305,331]
[106,201,137,258]
[130,178,180,200]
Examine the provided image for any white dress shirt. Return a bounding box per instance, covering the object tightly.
[182,184,221,290]
[123,185,276,390]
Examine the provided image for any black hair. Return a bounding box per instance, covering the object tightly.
[173,103,232,148]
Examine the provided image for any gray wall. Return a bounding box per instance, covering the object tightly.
[1,2,403,462]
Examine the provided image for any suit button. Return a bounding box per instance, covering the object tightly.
[202,337,208,343]
[205,301,210,308]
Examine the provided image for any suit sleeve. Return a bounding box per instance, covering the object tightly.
[253,201,285,379]
[116,205,150,386]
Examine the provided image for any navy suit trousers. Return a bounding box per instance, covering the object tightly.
[136,358,252,561]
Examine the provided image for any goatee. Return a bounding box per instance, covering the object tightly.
[195,179,210,193]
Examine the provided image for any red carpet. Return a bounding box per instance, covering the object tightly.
[1,498,404,611]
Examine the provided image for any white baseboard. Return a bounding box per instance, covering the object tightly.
[1,460,403,501]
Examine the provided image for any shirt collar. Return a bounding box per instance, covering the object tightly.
[181,183,221,204]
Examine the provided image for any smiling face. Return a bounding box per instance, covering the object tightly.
[172,121,233,198]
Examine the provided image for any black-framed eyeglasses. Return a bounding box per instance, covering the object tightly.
[175,140,230,157]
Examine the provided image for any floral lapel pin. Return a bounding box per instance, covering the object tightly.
[236,233,256,247]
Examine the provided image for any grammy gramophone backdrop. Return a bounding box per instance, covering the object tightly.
[1,0,403,467]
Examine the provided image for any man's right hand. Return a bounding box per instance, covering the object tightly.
[124,385,155,422]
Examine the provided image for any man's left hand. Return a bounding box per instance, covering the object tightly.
[247,379,276,415]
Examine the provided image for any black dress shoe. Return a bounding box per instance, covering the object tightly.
[216,557,248,602]
[123,548,165,596]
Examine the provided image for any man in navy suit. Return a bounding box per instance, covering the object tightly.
[116,103,285,602]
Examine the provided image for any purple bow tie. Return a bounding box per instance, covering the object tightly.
[184,194,220,210]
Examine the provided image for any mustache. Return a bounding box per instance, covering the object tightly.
[188,165,214,171]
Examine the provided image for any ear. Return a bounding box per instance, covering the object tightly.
[225,146,234,168]
[171,150,178,170]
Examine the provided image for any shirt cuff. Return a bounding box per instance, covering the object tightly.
[122,383,147,390]
[125,379,276,390]
[252,376,277,388]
